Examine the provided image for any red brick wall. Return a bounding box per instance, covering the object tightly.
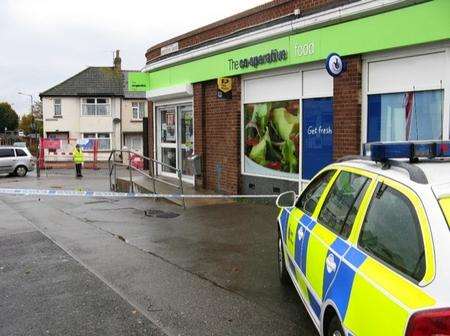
[193,78,241,194]
[332,55,362,160]
[146,0,346,62]
[193,83,205,187]
[147,100,154,166]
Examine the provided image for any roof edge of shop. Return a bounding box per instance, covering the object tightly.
[142,0,428,73]
[145,0,294,55]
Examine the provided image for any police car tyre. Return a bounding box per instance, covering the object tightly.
[327,315,344,336]
[277,230,290,285]
[14,165,27,177]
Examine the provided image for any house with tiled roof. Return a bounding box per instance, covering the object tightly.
[40,51,146,160]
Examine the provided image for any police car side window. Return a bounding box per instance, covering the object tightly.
[296,170,335,215]
[359,184,425,282]
[318,171,369,239]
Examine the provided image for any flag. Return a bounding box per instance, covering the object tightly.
[404,92,414,140]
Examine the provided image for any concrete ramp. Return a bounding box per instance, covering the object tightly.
[116,175,234,208]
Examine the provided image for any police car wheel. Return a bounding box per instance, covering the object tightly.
[327,315,344,336]
[277,231,289,285]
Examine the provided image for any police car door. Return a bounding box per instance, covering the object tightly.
[305,169,372,319]
[341,177,436,335]
[282,169,336,324]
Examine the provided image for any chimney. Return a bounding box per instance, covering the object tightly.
[113,50,121,71]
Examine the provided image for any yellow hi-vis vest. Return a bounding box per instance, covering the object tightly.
[73,148,84,164]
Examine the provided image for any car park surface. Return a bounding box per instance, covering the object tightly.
[0,169,317,336]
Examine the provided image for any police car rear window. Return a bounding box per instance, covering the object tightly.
[439,198,450,230]
[359,185,425,282]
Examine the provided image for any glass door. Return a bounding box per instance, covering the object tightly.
[178,105,194,183]
[156,104,194,183]
[157,106,178,178]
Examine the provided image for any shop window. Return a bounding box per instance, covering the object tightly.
[132,102,145,120]
[243,100,299,179]
[367,90,443,142]
[160,109,176,143]
[302,97,333,180]
[161,147,177,173]
[81,98,110,116]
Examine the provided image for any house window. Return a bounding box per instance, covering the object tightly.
[54,98,62,117]
[81,98,110,116]
[367,90,443,142]
[97,133,111,150]
[132,102,145,120]
[83,133,111,150]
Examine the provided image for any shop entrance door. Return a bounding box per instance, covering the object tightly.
[156,104,194,183]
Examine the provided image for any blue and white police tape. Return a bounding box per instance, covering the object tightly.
[0,188,278,199]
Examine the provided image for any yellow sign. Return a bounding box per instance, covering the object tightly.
[217,77,232,93]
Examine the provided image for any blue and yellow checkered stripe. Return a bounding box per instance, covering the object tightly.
[278,207,436,335]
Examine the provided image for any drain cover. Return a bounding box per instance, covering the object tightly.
[145,209,179,219]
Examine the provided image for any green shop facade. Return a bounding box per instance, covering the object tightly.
[131,0,450,195]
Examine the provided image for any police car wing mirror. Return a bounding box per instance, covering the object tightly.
[276,191,296,208]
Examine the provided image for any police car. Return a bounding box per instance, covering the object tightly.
[276,142,450,336]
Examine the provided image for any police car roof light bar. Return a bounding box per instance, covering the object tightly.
[366,141,450,163]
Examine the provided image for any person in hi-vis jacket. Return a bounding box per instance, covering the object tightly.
[73,144,84,178]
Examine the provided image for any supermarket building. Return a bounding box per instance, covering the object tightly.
[132,0,450,195]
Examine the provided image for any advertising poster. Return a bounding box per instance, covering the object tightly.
[244,100,299,179]
[302,98,333,180]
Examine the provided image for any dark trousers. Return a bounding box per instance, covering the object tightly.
[75,163,82,177]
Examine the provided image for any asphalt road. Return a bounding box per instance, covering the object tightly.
[0,170,317,336]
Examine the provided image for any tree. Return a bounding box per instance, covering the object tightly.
[32,101,42,119]
[0,102,19,132]
[19,113,33,134]
[19,112,43,135]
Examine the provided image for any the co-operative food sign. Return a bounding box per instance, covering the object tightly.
[227,49,288,71]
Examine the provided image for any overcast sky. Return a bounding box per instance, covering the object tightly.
[0,0,268,116]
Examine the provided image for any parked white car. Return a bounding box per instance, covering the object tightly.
[0,146,35,177]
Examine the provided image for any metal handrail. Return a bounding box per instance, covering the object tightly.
[107,149,186,208]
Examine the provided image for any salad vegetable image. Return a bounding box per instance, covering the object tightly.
[244,100,299,174]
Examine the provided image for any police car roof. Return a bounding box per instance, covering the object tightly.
[337,159,450,193]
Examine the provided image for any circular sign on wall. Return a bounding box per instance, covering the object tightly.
[325,53,347,77]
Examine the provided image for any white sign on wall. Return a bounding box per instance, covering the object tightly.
[161,42,179,56]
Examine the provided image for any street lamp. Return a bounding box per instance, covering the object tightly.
[18,92,34,114]
[18,91,40,178]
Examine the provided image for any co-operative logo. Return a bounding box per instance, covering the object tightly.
[228,49,288,71]
[325,53,347,77]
